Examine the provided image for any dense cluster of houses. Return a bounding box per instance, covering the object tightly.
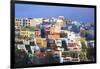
[15,16,95,64]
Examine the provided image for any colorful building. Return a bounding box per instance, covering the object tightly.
[30,18,43,27]
[48,33,60,40]
[20,30,35,38]
[35,37,47,48]
[20,30,29,38]
[55,19,64,27]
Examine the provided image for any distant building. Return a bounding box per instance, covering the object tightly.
[15,18,31,27]
[30,18,43,27]
[15,18,43,28]
[55,19,64,27]
[43,18,50,23]
[58,16,65,20]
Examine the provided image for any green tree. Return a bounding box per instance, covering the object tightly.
[73,52,78,58]
[62,51,71,58]
[79,51,88,61]
[80,38,87,52]
[45,52,55,64]
[80,38,88,61]
[15,48,29,67]
[87,46,95,61]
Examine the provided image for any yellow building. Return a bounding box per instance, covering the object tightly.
[20,30,29,38]
[35,37,47,48]
[55,19,64,27]
[50,25,61,34]
[48,33,60,39]
[50,26,56,33]
[20,30,35,38]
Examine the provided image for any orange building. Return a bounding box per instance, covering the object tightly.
[48,33,60,40]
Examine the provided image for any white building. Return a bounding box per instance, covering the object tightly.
[30,45,40,54]
[15,18,31,27]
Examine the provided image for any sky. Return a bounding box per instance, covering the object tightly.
[15,4,95,23]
